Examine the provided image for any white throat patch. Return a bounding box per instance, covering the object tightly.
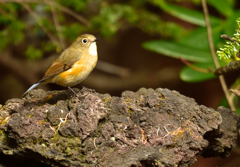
[89,43,97,56]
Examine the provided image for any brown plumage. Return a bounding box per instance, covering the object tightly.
[22,34,98,96]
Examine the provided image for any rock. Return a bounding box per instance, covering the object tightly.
[0,87,239,167]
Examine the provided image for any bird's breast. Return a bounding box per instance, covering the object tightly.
[89,43,97,56]
[51,52,98,87]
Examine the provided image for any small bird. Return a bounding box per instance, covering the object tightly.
[22,34,99,96]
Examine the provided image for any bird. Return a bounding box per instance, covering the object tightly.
[22,34,99,97]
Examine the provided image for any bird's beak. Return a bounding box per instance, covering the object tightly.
[92,38,100,43]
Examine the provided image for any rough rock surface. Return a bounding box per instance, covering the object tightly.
[0,87,239,167]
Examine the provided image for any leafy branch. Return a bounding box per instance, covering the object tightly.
[216,18,240,60]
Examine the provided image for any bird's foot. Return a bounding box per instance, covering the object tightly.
[68,86,79,97]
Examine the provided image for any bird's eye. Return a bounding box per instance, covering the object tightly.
[82,39,88,44]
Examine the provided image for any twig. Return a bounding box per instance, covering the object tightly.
[157,127,160,136]
[0,4,14,20]
[220,34,235,42]
[46,0,90,27]
[96,60,131,78]
[51,6,67,50]
[220,34,240,58]
[115,134,137,147]
[214,60,240,76]
[229,83,240,102]
[21,3,59,46]
[55,112,69,134]
[201,0,235,111]
[93,137,97,149]
[230,89,240,98]
[0,50,39,84]
[180,58,213,73]
[0,0,90,27]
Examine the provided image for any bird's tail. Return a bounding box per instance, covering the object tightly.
[22,82,41,97]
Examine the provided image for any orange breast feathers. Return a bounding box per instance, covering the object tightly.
[50,54,97,87]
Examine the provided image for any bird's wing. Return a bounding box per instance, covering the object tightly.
[39,49,81,82]
[39,62,70,82]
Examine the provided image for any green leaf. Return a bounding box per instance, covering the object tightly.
[218,97,229,109]
[180,60,226,82]
[10,21,25,44]
[142,40,212,62]
[42,41,56,52]
[61,23,86,41]
[179,25,223,50]
[180,62,216,82]
[0,30,11,50]
[218,96,240,114]
[25,45,43,60]
[59,0,88,12]
[223,10,240,36]
[134,10,185,38]
[207,0,234,17]
[91,4,126,37]
[150,1,221,26]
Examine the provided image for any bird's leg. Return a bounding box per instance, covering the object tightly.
[68,86,79,97]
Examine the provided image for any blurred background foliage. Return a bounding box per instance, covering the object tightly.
[1,0,193,103]
[0,0,239,104]
[144,0,238,83]
[0,0,239,107]
[0,0,240,166]
[0,0,187,57]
